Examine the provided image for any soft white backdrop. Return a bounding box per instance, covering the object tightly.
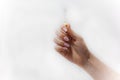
[0,0,120,80]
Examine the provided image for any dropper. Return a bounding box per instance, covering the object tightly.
[63,8,67,23]
[63,7,69,27]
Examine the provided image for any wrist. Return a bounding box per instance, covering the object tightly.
[82,54,119,80]
[82,54,105,80]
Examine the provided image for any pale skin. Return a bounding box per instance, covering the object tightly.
[54,23,120,80]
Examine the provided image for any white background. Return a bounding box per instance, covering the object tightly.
[0,0,120,80]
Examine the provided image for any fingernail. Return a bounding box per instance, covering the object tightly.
[62,27,67,32]
[64,36,69,41]
[63,47,68,50]
[64,43,70,47]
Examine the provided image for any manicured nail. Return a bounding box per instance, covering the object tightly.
[64,43,70,47]
[63,27,67,32]
[64,36,69,41]
[63,47,68,50]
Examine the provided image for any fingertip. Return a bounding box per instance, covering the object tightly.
[61,23,70,32]
[55,46,69,55]
[54,45,62,53]
[54,38,58,44]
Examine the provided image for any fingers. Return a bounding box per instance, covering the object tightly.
[55,45,72,61]
[61,23,77,40]
[54,38,70,47]
[54,23,90,65]
[54,23,75,49]
[55,28,70,42]
[55,45,69,56]
[54,23,73,59]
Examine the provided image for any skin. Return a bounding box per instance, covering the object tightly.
[54,23,120,80]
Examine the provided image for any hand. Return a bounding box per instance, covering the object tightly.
[54,23,90,66]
